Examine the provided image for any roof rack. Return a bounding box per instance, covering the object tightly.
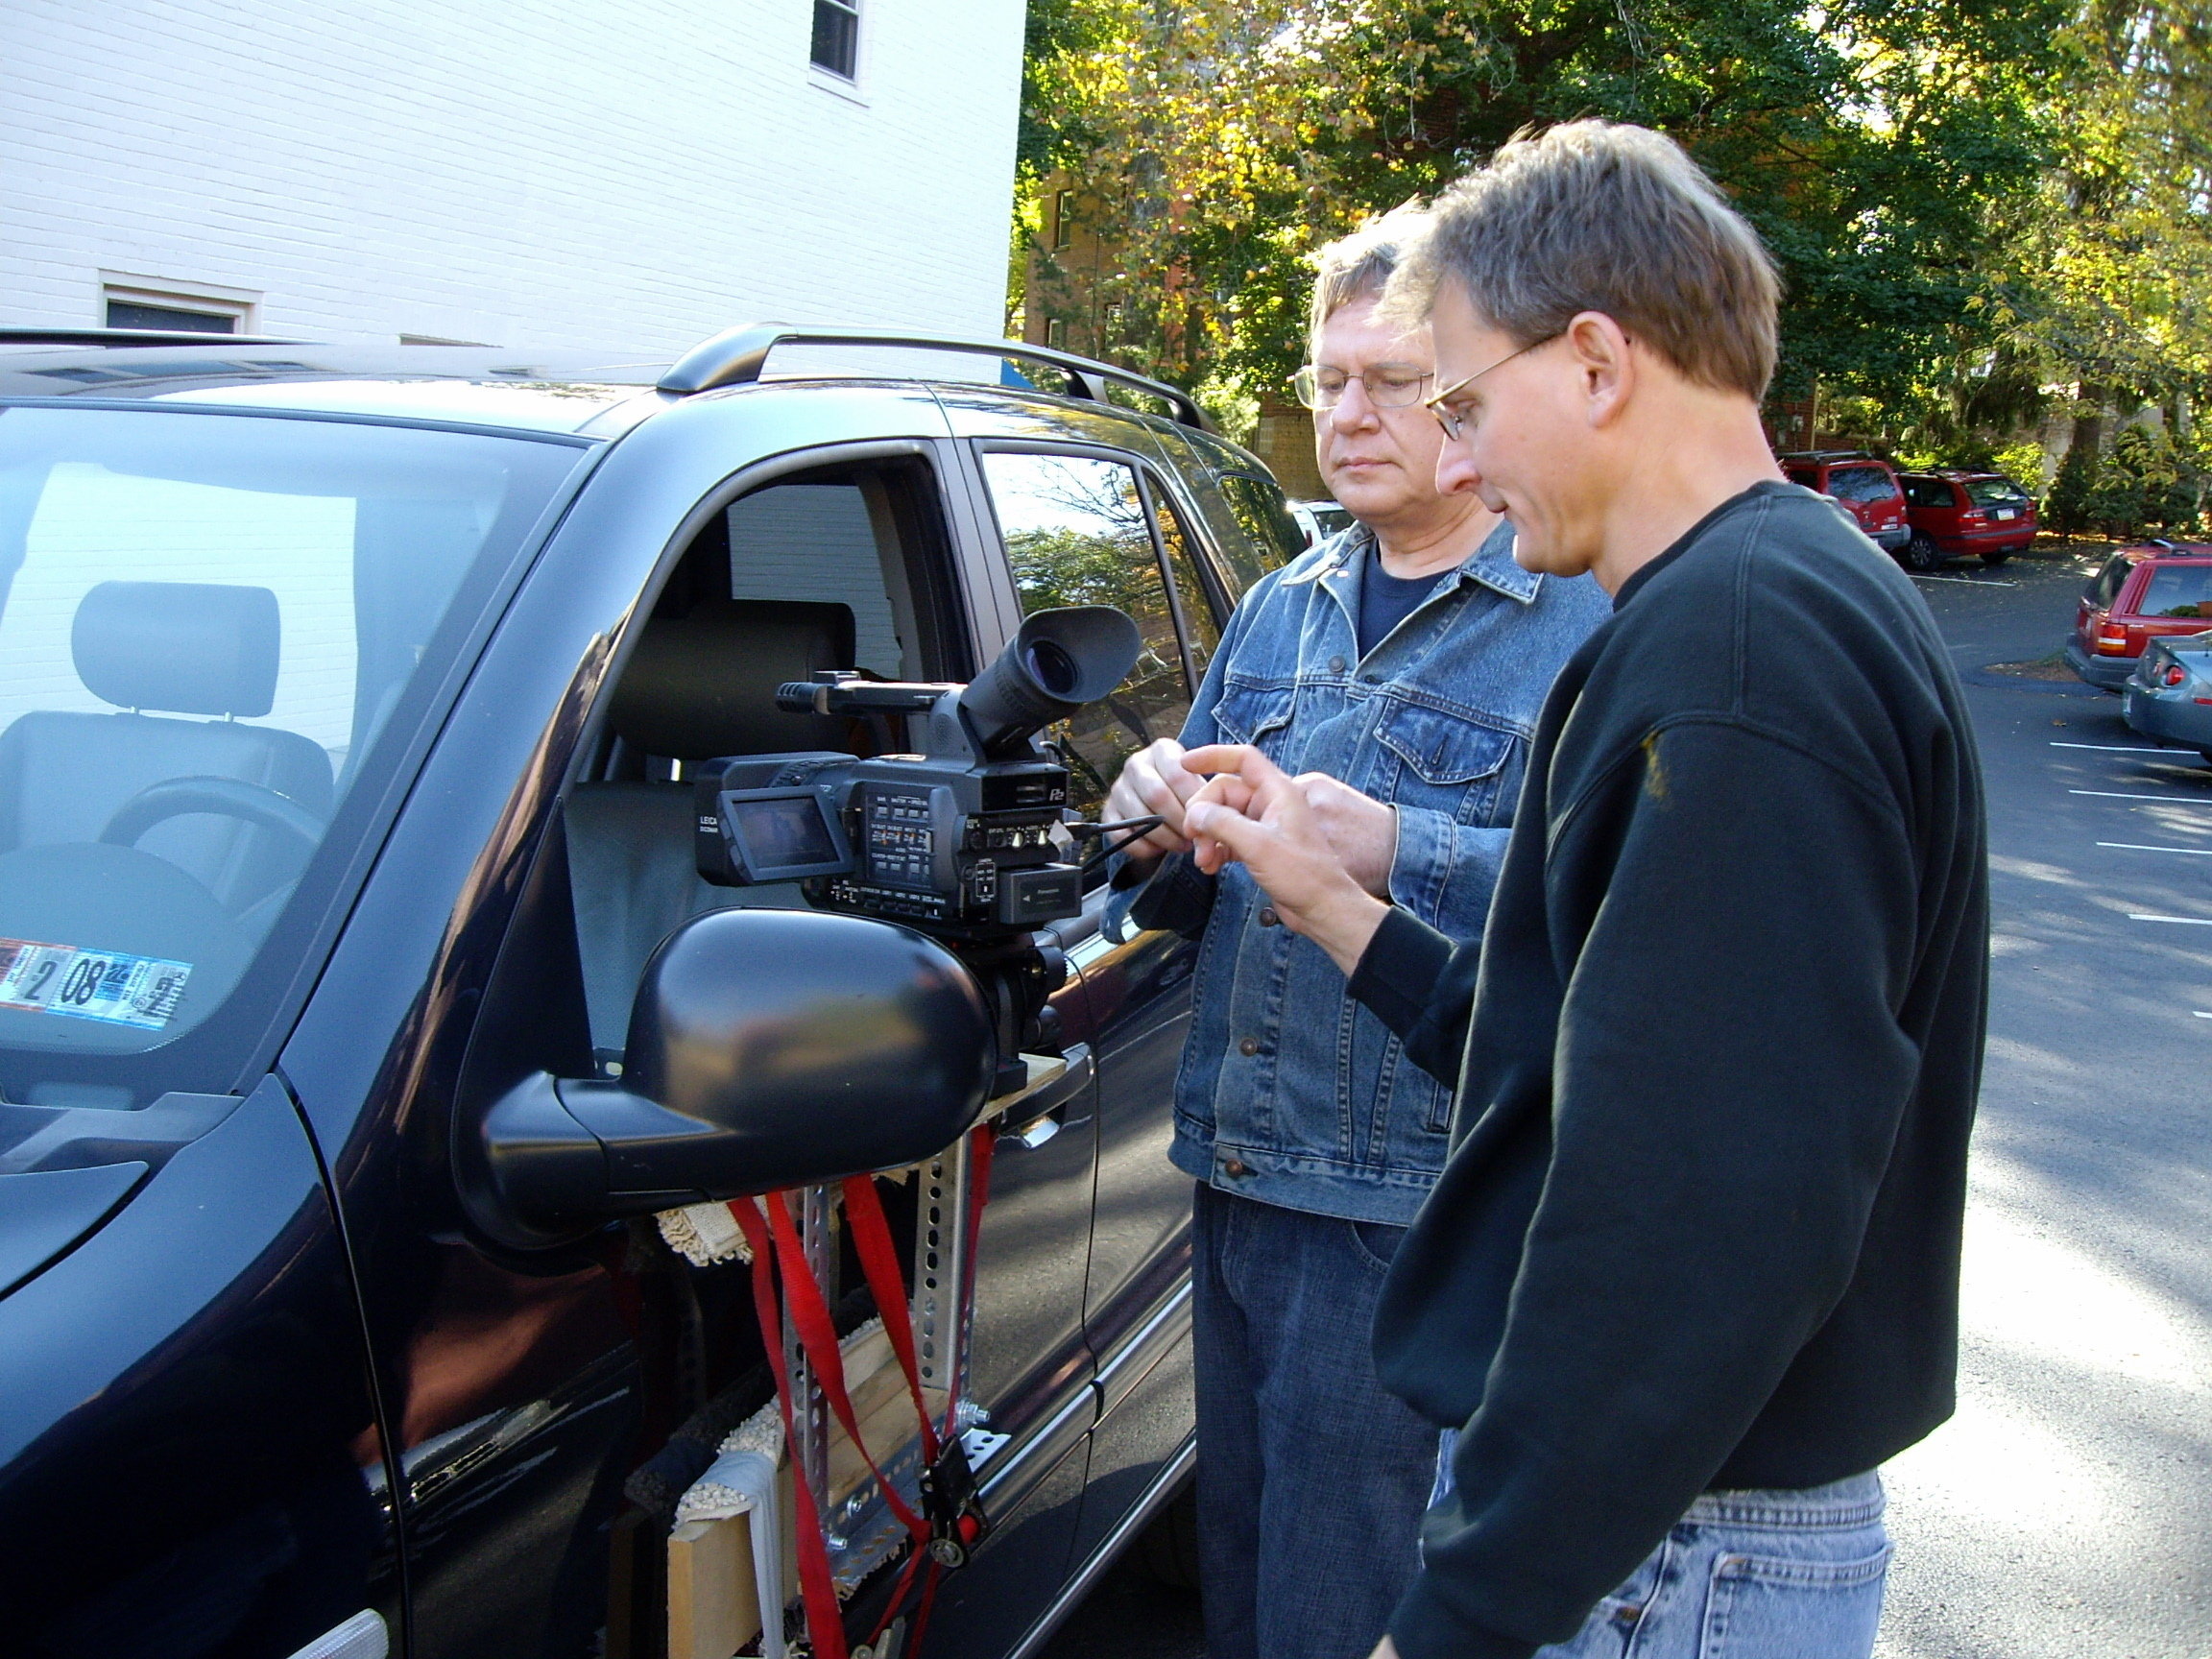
[0,326,304,348]
[657,323,1214,432]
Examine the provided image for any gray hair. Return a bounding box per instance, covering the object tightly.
[1384,121,1781,399]
[1308,204,1431,356]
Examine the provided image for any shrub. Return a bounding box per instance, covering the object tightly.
[2046,443,2097,536]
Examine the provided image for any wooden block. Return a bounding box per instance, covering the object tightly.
[827,1383,949,1503]
[667,1514,761,1659]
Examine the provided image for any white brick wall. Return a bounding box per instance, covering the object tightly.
[0,0,1024,353]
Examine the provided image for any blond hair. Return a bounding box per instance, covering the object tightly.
[1386,121,1780,399]
[1307,204,1430,356]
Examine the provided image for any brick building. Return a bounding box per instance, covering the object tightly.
[1,0,1024,351]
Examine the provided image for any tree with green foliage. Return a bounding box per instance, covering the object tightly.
[1017,0,2211,497]
[1018,0,2068,421]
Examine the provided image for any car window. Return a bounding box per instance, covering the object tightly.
[0,406,580,1097]
[1151,487,1220,679]
[1216,474,1306,579]
[2137,564,2212,619]
[564,457,961,1059]
[1783,467,1818,490]
[2088,555,2131,608]
[1964,477,2032,507]
[1904,477,1956,509]
[981,450,1194,819]
[1831,466,1897,503]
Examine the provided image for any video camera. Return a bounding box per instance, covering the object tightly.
[693,606,1143,943]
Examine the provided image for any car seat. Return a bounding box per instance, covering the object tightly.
[565,598,860,1057]
[0,581,333,914]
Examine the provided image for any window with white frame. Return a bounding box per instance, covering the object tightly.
[810,0,858,78]
[101,275,258,335]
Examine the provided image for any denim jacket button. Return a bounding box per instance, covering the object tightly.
[1238,1037,1260,1056]
[1328,654,1347,674]
[1222,1159,1250,1178]
[1257,905,1281,927]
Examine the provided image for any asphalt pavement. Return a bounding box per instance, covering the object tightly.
[1879,548,2212,1659]
[1043,542,2212,1659]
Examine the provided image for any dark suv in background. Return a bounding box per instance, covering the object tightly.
[1778,451,1910,559]
[1898,470,2037,568]
[0,325,1304,1659]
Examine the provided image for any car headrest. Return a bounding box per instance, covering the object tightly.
[72,581,281,718]
[609,599,859,760]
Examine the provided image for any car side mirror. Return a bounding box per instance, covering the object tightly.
[469,907,997,1248]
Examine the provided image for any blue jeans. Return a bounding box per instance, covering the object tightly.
[1432,1434,1890,1658]
[1191,1183,1439,1659]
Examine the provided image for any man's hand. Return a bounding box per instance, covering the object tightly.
[1104,737,1207,861]
[1180,745,1392,975]
[1290,771,1398,900]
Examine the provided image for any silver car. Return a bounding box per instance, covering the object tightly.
[2123,637,2212,764]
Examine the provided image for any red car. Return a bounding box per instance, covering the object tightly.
[1898,470,2037,570]
[2065,540,2212,689]
[1778,451,1910,557]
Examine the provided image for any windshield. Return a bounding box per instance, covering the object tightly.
[0,406,583,1104]
[1965,477,2031,507]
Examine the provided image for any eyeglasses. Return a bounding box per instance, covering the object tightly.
[1289,365,1434,411]
[1423,331,1565,440]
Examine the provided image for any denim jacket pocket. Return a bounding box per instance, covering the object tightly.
[1211,683,1297,756]
[1373,699,1516,822]
[1374,699,1514,784]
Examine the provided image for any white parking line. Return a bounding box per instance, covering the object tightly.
[1911,573,2020,587]
[2097,841,2212,855]
[2197,1011,2212,1020]
[2061,801,2212,813]
[2128,914,2212,926]
[2052,741,2183,754]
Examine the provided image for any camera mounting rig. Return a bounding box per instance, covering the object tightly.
[694,605,1146,1097]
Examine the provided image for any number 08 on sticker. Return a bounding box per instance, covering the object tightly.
[0,938,193,1029]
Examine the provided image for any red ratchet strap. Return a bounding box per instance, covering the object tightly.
[727,1194,850,1659]
[839,1173,949,1647]
[725,1124,1002,1658]
[762,1197,935,1546]
[840,1175,941,1467]
[904,1122,999,1657]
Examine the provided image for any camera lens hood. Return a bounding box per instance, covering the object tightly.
[962,606,1142,757]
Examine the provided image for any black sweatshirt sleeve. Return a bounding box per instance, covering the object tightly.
[1389,722,1924,1659]
[1118,849,1217,940]
[1347,905,1471,1086]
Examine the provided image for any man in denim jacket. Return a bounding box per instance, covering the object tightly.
[1104,212,1608,1659]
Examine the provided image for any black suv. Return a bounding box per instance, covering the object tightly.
[0,326,1304,1659]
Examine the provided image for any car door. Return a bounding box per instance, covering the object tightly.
[963,440,1234,1564]
[287,399,1105,1659]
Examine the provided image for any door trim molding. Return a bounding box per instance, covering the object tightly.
[1002,1431,1196,1659]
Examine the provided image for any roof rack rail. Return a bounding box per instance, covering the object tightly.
[657,323,1214,432]
[0,326,303,348]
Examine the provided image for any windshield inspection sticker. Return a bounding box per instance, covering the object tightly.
[0,938,192,1029]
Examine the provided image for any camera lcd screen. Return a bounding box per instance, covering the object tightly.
[720,790,851,882]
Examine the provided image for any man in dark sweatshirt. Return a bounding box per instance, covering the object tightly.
[1180,121,1987,1659]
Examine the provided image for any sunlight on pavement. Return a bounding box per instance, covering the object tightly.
[1958,1185,2208,1396]
[1878,1148,2212,1655]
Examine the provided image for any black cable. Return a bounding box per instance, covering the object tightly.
[1070,815,1166,864]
